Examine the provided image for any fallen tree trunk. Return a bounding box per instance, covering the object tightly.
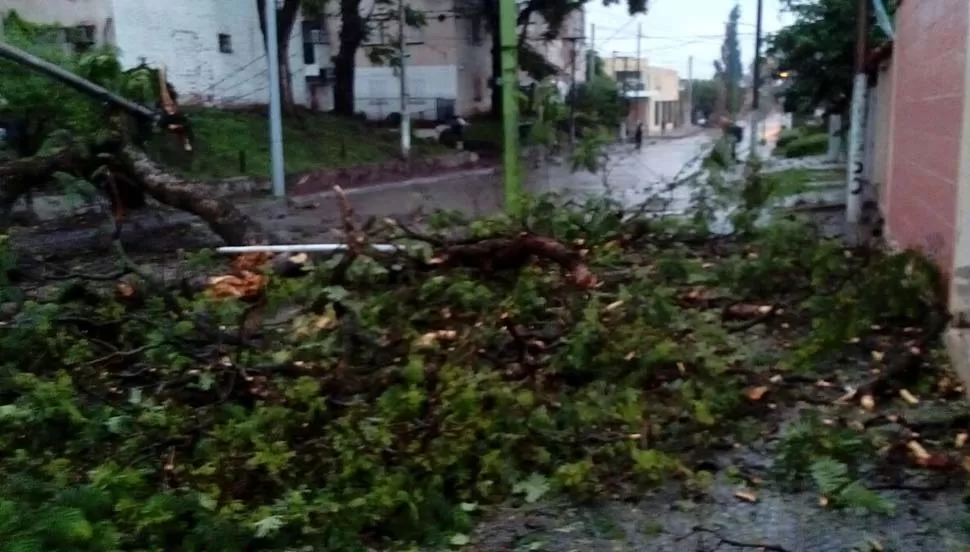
[0,139,269,246]
[0,146,92,227]
[118,146,270,245]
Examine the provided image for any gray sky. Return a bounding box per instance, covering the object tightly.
[586,0,792,79]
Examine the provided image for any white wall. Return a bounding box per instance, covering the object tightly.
[354,65,457,120]
[110,0,327,107]
[0,0,115,44]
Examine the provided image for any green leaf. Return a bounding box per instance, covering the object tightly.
[253,514,284,538]
[810,458,849,495]
[513,473,550,504]
[692,400,716,426]
[449,533,470,547]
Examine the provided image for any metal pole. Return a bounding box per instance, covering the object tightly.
[398,0,411,159]
[846,0,869,242]
[499,0,520,211]
[587,24,595,81]
[687,55,693,125]
[636,24,642,130]
[265,0,286,197]
[569,37,578,145]
[748,0,764,156]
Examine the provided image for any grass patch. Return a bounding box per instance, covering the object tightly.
[780,132,828,158]
[150,107,449,180]
[763,167,844,194]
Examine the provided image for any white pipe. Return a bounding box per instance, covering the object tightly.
[846,72,869,243]
[216,244,405,254]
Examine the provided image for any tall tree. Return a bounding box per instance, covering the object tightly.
[719,4,742,114]
[483,0,648,119]
[329,0,423,116]
[256,0,303,111]
[767,0,884,116]
[686,79,718,120]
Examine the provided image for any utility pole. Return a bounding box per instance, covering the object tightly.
[845,0,869,243]
[398,0,411,159]
[499,0,520,211]
[748,0,764,156]
[636,23,643,130]
[687,55,693,125]
[587,24,595,81]
[265,0,286,197]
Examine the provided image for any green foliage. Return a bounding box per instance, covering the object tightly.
[0,11,172,180]
[0,132,949,550]
[715,6,743,114]
[775,128,803,149]
[686,79,719,121]
[570,76,629,128]
[769,0,887,115]
[774,412,893,515]
[780,132,828,158]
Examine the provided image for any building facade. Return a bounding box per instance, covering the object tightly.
[342,0,586,119]
[2,0,586,120]
[1,0,331,109]
[602,56,682,135]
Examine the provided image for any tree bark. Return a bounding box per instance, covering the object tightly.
[0,142,269,246]
[257,0,302,111]
[118,146,270,246]
[332,0,365,117]
[486,0,502,120]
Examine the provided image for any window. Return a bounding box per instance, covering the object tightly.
[218,33,232,54]
[64,25,96,54]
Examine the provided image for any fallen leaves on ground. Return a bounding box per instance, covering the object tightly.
[206,270,267,299]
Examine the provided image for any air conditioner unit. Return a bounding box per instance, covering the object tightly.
[308,29,327,44]
[65,25,96,45]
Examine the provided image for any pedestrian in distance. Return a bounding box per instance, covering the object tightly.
[634,122,644,150]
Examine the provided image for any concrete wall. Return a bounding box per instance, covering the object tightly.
[111,0,325,108]
[884,0,968,281]
[0,0,115,45]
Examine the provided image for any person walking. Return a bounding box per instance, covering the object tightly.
[634,122,644,150]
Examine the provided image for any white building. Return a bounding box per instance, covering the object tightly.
[0,0,333,109]
[1,0,587,120]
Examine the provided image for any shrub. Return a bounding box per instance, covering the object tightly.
[775,128,802,149]
[783,133,828,158]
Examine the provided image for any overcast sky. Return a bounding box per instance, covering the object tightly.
[586,0,792,79]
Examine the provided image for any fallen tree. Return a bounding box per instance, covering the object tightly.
[0,38,268,245]
[1,169,957,549]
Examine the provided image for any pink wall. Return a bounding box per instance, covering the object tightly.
[884,0,968,279]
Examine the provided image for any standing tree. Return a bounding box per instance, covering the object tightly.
[719,4,742,114]
[484,0,648,119]
[767,0,884,117]
[256,0,303,111]
[329,0,424,117]
[686,79,719,121]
